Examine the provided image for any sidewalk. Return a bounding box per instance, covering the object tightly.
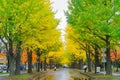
[100,71,120,76]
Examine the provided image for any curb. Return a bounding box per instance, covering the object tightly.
[79,72,96,80]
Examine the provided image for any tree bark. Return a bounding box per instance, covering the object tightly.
[87,52,92,72]
[44,57,47,71]
[50,59,52,69]
[9,41,15,76]
[79,59,83,70]
[36,55,40,72]
[94,47,100,73]
[15,41,21,75]
[40,62,43,71]
[36,49,41,72]
[86,44,92,72]
[7,54,10,72]
[9,54,15,76]
[27,50,32,73]
[106,35,112,75]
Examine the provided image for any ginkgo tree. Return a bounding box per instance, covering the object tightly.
[65,25,87,68]
[0,0,61,75]
[47,47,71,67]
[21,0,61,73]
[65,24,105,73]
[0,0,38,75]
[66,0,120,75]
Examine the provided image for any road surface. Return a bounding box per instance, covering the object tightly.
[33,68,89,80]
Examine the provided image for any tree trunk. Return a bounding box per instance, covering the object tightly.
[40,62,43,71]
[44,57,47,71]
[24,62,27,70]
[27,50,32,73]
[116,61,119,72]
[106,35,112,75]
[9,54,15,76]
[94,47,100,73]
[86,44,92,72]
[36,55,40,72]
[87,52,92,72]
[36,49,40,72]
[7,53,10,72]
[79,59,83,70]
[71,59,76,68]
[50,59,52,69]
[0,37,15,75]
[15,42,21,75]
[9,40,15,76]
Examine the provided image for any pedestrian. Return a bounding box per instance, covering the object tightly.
[83,64,87,72]
[54,66,56,71]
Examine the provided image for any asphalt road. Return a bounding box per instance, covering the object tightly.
[34,69,120,80]
[40,69,73,80]
[36,68,90,80]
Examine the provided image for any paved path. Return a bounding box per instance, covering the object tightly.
[37,69,120,80]
[39,69,73,80]
[52,69,72,80]
[37,68,89,80]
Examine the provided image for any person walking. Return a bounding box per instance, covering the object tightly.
[83,64,87,72]
[54,66,56,71]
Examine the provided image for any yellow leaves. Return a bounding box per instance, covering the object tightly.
[60,58,71,65]
[0,6,4,12]
[45,47,68,65]
[75,50,86,60]
[3,0,7,7]
[0,0,61,64]
[48,52,55,57]
[0,22,2,30]
[66,24,79,39]
[67,41,86,60]
[48,47,64,58]
[20,0,60,51]
[65,24,87,61]
[22,37,40,51]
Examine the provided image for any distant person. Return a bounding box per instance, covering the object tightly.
[83,64,87,72]
[54,66,56,71]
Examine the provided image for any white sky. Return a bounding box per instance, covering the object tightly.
[50,0,68,42]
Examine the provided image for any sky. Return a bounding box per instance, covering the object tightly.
[50,0,68,42]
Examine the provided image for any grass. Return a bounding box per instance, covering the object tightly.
[87,72,120,79]
[78,69,120,79]
[10,73,32,79]
[7,72,40,80]
[0,72,8,74]
[4,69,52,80]
[94,74,119,78]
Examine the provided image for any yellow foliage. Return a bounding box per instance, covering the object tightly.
[60,58,71,65]
[65,24,86,61]
[20,0,60,52]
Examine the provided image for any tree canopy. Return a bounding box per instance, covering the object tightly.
[66,0,120,75]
